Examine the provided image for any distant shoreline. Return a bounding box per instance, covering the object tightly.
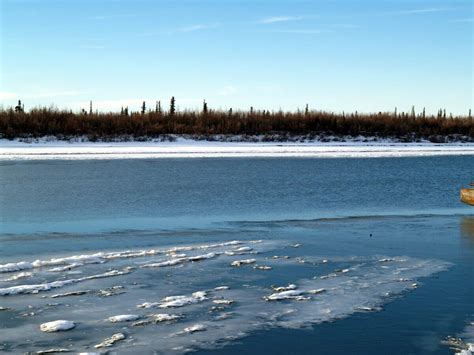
[1,136,473,160]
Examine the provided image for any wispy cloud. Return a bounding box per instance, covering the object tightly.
[87,14,135,21]
[259,16,304,24]
[177,23,219,33]
[449,18,473,23]
[392,7,456,15]
[143,23,220,36]
[262,29,325,35]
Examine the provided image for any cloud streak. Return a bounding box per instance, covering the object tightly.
[259,16,304,24]
[391,7,457,15]
[177,23,219,33]
[449,18,473,23]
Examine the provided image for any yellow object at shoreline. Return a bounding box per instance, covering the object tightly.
[461,186,474,206]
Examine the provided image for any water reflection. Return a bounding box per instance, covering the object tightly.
[460,216,474,242]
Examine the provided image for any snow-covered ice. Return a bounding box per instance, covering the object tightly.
[40,320,76,332]
[1,139,473,160]
[108,314,141,322]
[0,238,453,353]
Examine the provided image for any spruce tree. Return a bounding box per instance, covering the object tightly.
[170,97,176,116]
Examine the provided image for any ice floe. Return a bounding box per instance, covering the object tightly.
[0,240,252,274]
[51,290,90,298]
[2,272,32,281]
[40,320,75,332]
[94,333,126,348]
[212,299,234,305]
[182,324,207,334]
[36,348,71,354]
[108,314,141,323]
[230,259,256,267]
[142,252,217,268]
[0,238,453,354]
[214,286,229,291]
[153,313,182,322]
[0,268,132,296]
[254,265,272,270]
[444,321,474,354]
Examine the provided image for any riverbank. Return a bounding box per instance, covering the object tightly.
[1,137,474,160]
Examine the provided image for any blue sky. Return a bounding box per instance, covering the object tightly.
[0,0,472,114]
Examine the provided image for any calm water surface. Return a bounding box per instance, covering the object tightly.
[0,156,473,354]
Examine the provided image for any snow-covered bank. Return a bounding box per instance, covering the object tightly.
[1,138,473,160]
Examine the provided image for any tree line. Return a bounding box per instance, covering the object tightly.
[1,98,472,142]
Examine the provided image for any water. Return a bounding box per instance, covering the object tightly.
[0,156,473,354]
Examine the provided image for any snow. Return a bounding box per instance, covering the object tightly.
[272,284,297,292]
[264,289,307,301]
[108,314,140,322]
[1,138,473,160]
[212,299,234,305]
[214,286,229,291]
[0,237,455,353]
[230,259,256,267]
[183,324,207,333]
[0,269,131,295]
[2,272,32,281]
[142,252,217,268]
[0,241,251,275]
[138,291,209,309]
[40,320,76,332]
[94,333,125,348]
[152,313,182,322]
[254,265,272,270]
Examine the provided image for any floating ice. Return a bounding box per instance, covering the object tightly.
[98,285,125,297]
[0,268,132,296]
[0,237,452,354]
[272,284,297,292]
[183,324,207,334]
[40,320,75,332]
[212,299,234,305]
[108,314,140,323]
[152,313,182,322]
[214,286,229,291]
[254,265,272,270]
[264,289,308,301]
[0,240,250,274]
[2,272,32,281]
[444,321,474,355]
[51,290,90,298]
[224,247,254,256]
[142,252,217,268]
[36,349,71,354]
[230,259,256,267]
[48,263,84,272]
[94,333,125,348]
[138,291,209,309]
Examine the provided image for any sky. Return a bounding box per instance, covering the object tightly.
[0,0,472,114]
